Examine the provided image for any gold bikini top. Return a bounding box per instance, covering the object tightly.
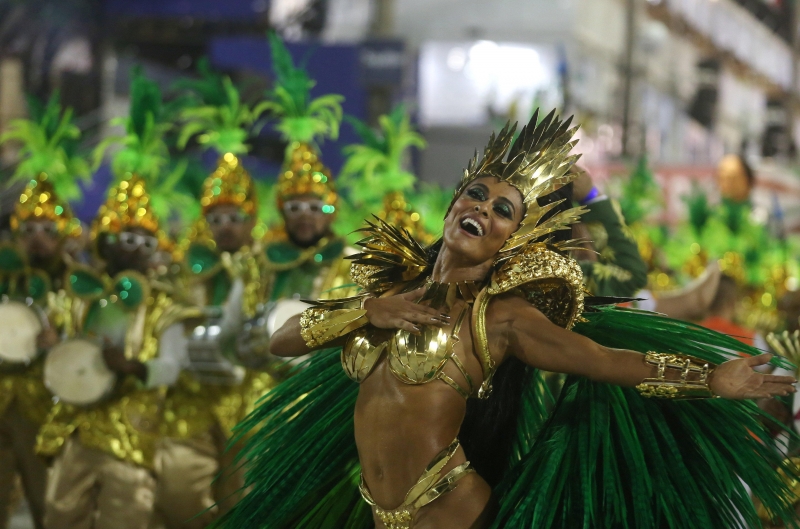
[342,280,482,399]
[299,219,586,401]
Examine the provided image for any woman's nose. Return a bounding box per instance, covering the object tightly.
[474,205,488,216]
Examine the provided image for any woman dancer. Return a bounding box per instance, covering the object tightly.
[218,111,799,529]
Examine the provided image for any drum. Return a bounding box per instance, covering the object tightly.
[0,300,44,368]
[44,339,117,406]
[267,299,311,336]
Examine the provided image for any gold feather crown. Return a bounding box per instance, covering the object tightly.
[448,110,586,262]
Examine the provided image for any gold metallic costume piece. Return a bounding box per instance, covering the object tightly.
[200,153,257,216]
[299,307,368,349]
[91,175,170,250]
[342,218,586,400]
[359,438,474,529]
[635,352,715,399]
[44,436,157,529]
[276,142,337,206]
[36,288,192,468]
[11,175,81,236]
[339,281,477,398]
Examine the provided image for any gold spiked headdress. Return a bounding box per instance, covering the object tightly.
[448,110,585,262]
[276,142,337,207]
[11,175,81,236]
[91,175,169,249]
[200,152,258,216]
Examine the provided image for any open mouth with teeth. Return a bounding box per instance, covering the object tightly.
[460,218,484,237]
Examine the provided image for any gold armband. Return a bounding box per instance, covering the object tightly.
[300,307,370,349]
[635,352,716,399]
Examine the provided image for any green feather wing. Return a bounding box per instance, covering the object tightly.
[211,348,368,529]
[493,306,799,528]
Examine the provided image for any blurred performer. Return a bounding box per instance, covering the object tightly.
[38,73,198,529]
[264,144,354,304]
[0,179,80,529]
[261,33,354,305]
[0,93,90,529]
[36,176,196,529]
[157,67,279,528]
[571,168,647,298]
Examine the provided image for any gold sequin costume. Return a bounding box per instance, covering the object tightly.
[36,176,197,529]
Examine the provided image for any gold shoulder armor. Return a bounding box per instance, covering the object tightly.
[488,243,584,330]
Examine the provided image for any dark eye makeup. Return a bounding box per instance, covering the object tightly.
[466,187,486,201]
[465,185,515,220]
[493,203,512,219]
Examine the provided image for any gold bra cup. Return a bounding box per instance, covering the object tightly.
[388,308,473,399]
[341,280,480,399]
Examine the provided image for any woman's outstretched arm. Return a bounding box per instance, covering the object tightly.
[487,294,796,399]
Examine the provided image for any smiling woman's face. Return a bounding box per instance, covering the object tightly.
[442,177,524,265]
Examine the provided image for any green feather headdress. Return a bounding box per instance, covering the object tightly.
[93,70,193,222]
[339,104,426,207]
[0,93,88,235]
[176,61,264,155]
[0,92,90,201]
[617,156,662,226]
[261,31,344,146]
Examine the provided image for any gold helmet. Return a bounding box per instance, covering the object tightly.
[11,174,81,237]
[200,152,258,216]
[276,142,337,208]
[91,175,169,249]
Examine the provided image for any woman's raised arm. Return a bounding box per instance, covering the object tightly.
[488,294,796,399]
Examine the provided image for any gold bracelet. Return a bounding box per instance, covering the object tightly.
[299,307,370,349]
[635,352,716,399]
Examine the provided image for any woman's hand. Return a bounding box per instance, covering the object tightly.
[709,354,797,399]
[364,287,450,334]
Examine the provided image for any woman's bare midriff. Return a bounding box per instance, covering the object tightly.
[353,304,493,528]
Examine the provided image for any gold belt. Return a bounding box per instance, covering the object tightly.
[359,438,474,529]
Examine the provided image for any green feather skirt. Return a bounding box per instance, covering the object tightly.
[214,308,800,528]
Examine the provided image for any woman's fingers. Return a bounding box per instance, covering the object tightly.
[395,320,421,334]
[400,287,427,302]
[746,353,774,367]
[403,310,448,326]
[762,374,798,385]
[753,383,796,398]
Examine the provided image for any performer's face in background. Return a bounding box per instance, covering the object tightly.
[17,219,63,269]
[442,177,523,265]
[206,204,255,253]
[97,227,158,275]
[716,154,751,203]
[282,194,334,248]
